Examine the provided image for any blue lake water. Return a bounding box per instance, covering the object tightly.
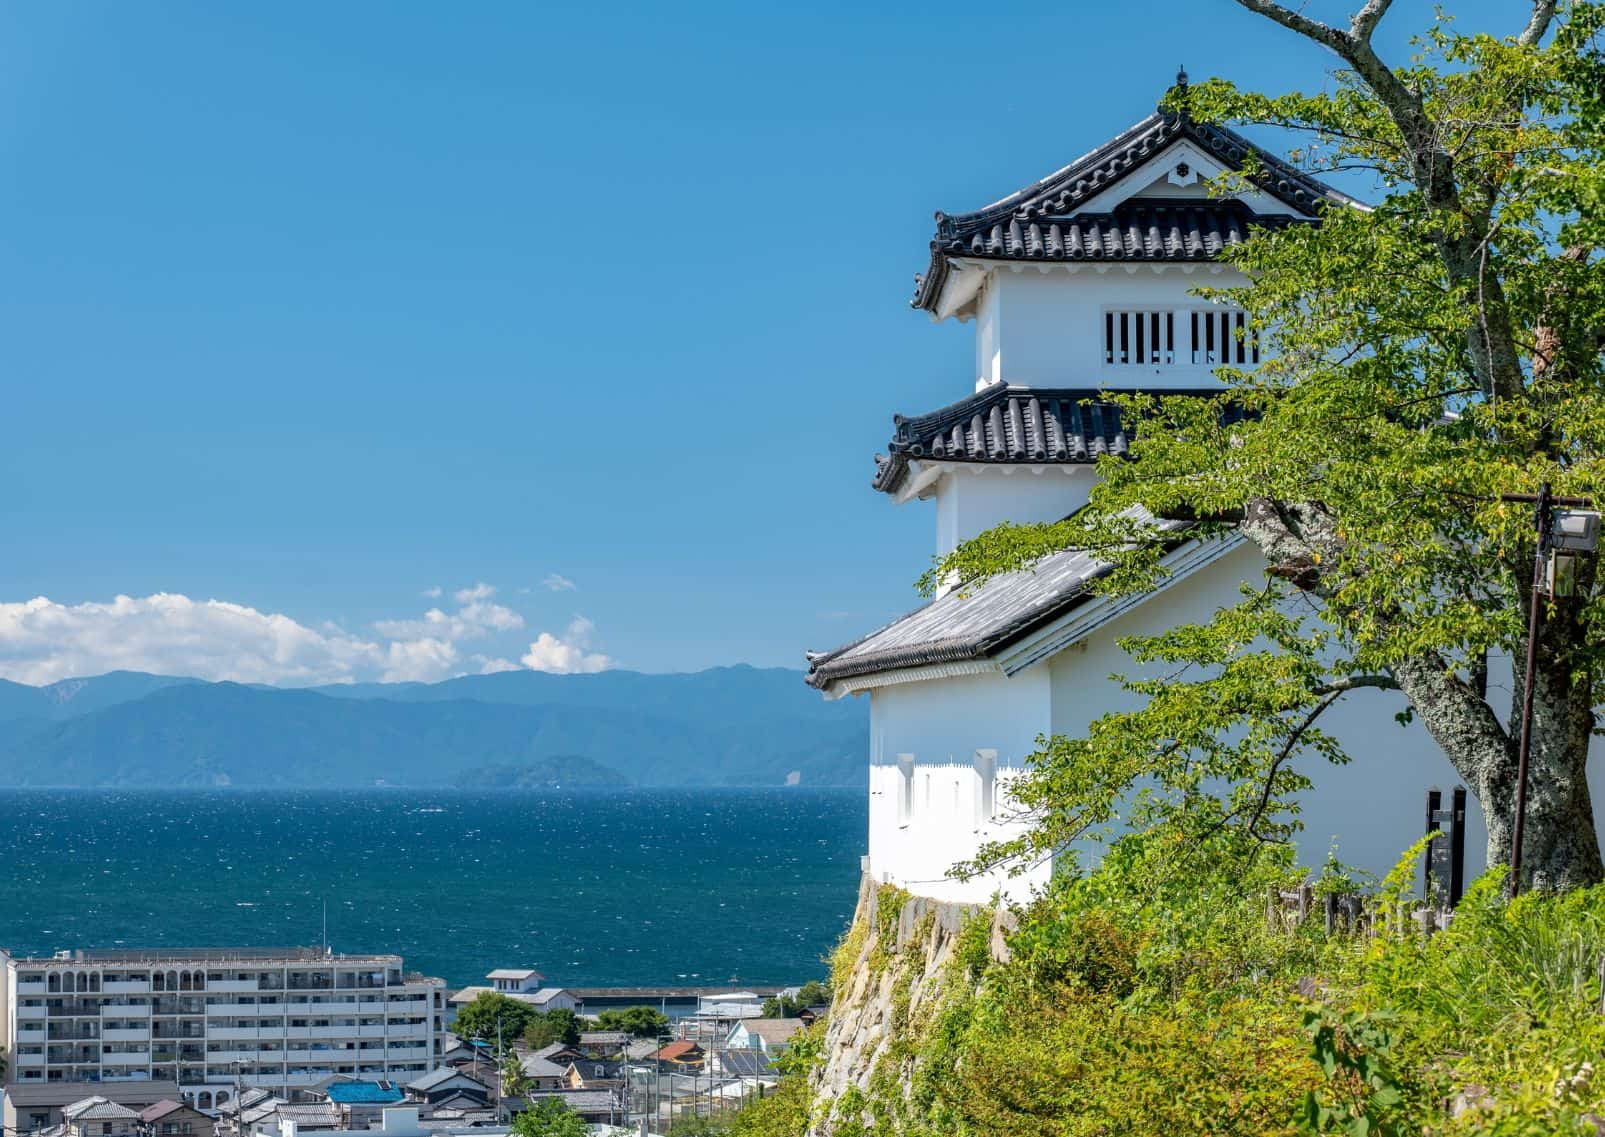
[0,789,865,988]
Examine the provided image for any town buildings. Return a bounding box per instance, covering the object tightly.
[807,75,1492,903]
[0,947,444,1108]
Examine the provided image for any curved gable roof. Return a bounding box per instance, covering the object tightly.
[912,99,1355,313]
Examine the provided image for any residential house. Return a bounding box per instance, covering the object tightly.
[321,1080,405,1128]
[403,1068,490,1106]
[724,1020,801,1059]
[649,1042,702,1070]
[709,1050,772,1081]
[60,1097,141,1137]
[139,1101,210,1137]
[575,1032,629,1057]
[2,1083,183,1135]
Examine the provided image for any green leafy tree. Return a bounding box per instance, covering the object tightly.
[939,0,1605,892]
[453,992,538,1049]
[509,1097,587,1137]
[523,1008,580,1049]
[595,1005,669,1038]
[759,980,830,1018]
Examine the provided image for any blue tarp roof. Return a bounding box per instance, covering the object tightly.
[325,1082,404,1104]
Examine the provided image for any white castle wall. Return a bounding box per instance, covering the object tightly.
[973,265,1250,390]
[867,762,1051,904]
[933,465,1098,556]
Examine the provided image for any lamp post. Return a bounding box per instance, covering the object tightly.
[1499,483,1599,897]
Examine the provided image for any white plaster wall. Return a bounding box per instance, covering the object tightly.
[933,465,1097,556]
[868,763,1052,904]
[981,266,1248,389]
[1045,541,1605,883]
[867,669,1053,903]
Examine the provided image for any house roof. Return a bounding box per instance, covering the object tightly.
[652,1041,702,1062]
[407,1067,487,1093]
[912,89,1353,312]
[518,1052,569,1079]
[714,1049,773,1078]
[63,1099,140,1123]
[732,1019,804,1046]
[138,1102,189,1123]
[324,1081,404,1105]
[578,1031,630,1046]
[486,968,544,981]
[4,1083,182,1108]
[871,385,1240,496]
[271,1103,342,1128]
[807,516,1199,691]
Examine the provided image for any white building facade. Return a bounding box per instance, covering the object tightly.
[0,947,444,1108]
[807,78,1516,904]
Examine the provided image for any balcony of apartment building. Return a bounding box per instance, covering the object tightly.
[12,1047,46,1068]
[43,1000,99,1018]
[16,976,49,996]
[151,1021,206,1039]
[17,1001,48,1019]
[285,971,335,991]
[102,976,152,995]
[47,1044,101,1063]
[151,996,208,1015]
[98,1002,151,1017]
[17,1023,48,1043]
[103,1024,151,1043]
[102,1049,153,1066]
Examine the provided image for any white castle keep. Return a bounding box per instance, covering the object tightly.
[806,78,1491,904]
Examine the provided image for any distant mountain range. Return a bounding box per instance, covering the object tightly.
[0,667,867,788]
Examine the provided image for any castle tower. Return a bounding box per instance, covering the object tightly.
[806,80,1351,904]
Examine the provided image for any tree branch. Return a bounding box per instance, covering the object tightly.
[1316,674,1401,695]
[1518,0,1557,46]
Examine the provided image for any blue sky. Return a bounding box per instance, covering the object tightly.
[0,1,1523,684]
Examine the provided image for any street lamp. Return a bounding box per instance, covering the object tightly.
[1500,483,1600,898]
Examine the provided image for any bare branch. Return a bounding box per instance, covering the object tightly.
[1231,0,1348,49]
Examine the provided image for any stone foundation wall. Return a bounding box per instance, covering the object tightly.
[807,874,1013,1135]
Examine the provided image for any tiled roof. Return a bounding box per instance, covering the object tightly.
[872,384,1236,496]
[805,519,1198,692]
[913,101,1353,312]
[942,198,1293,263]
[653,1041,701,1062]
[138,1102,188,1123]
[63,1099,141,1122]
[407,1067,486,1093]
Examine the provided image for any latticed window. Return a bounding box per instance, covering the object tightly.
[1104,307,1259,367]
[1190,308,1259,366]
[1104,310,1176,365]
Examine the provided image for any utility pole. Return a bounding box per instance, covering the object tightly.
[1500,484,1599,897]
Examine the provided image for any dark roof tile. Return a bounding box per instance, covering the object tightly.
[873,384,1236,495]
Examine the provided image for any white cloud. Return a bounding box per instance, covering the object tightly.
[0,594,382,686]
[381,637,459,683]
[421,586,443,599]
[475,656,521,675]
[453,582,496,604]
[541,573,577,592]
[520,616,614,675]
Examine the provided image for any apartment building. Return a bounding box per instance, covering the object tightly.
[0,947,445,1108]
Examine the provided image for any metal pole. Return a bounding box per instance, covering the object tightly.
[1509,481,1552,898]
